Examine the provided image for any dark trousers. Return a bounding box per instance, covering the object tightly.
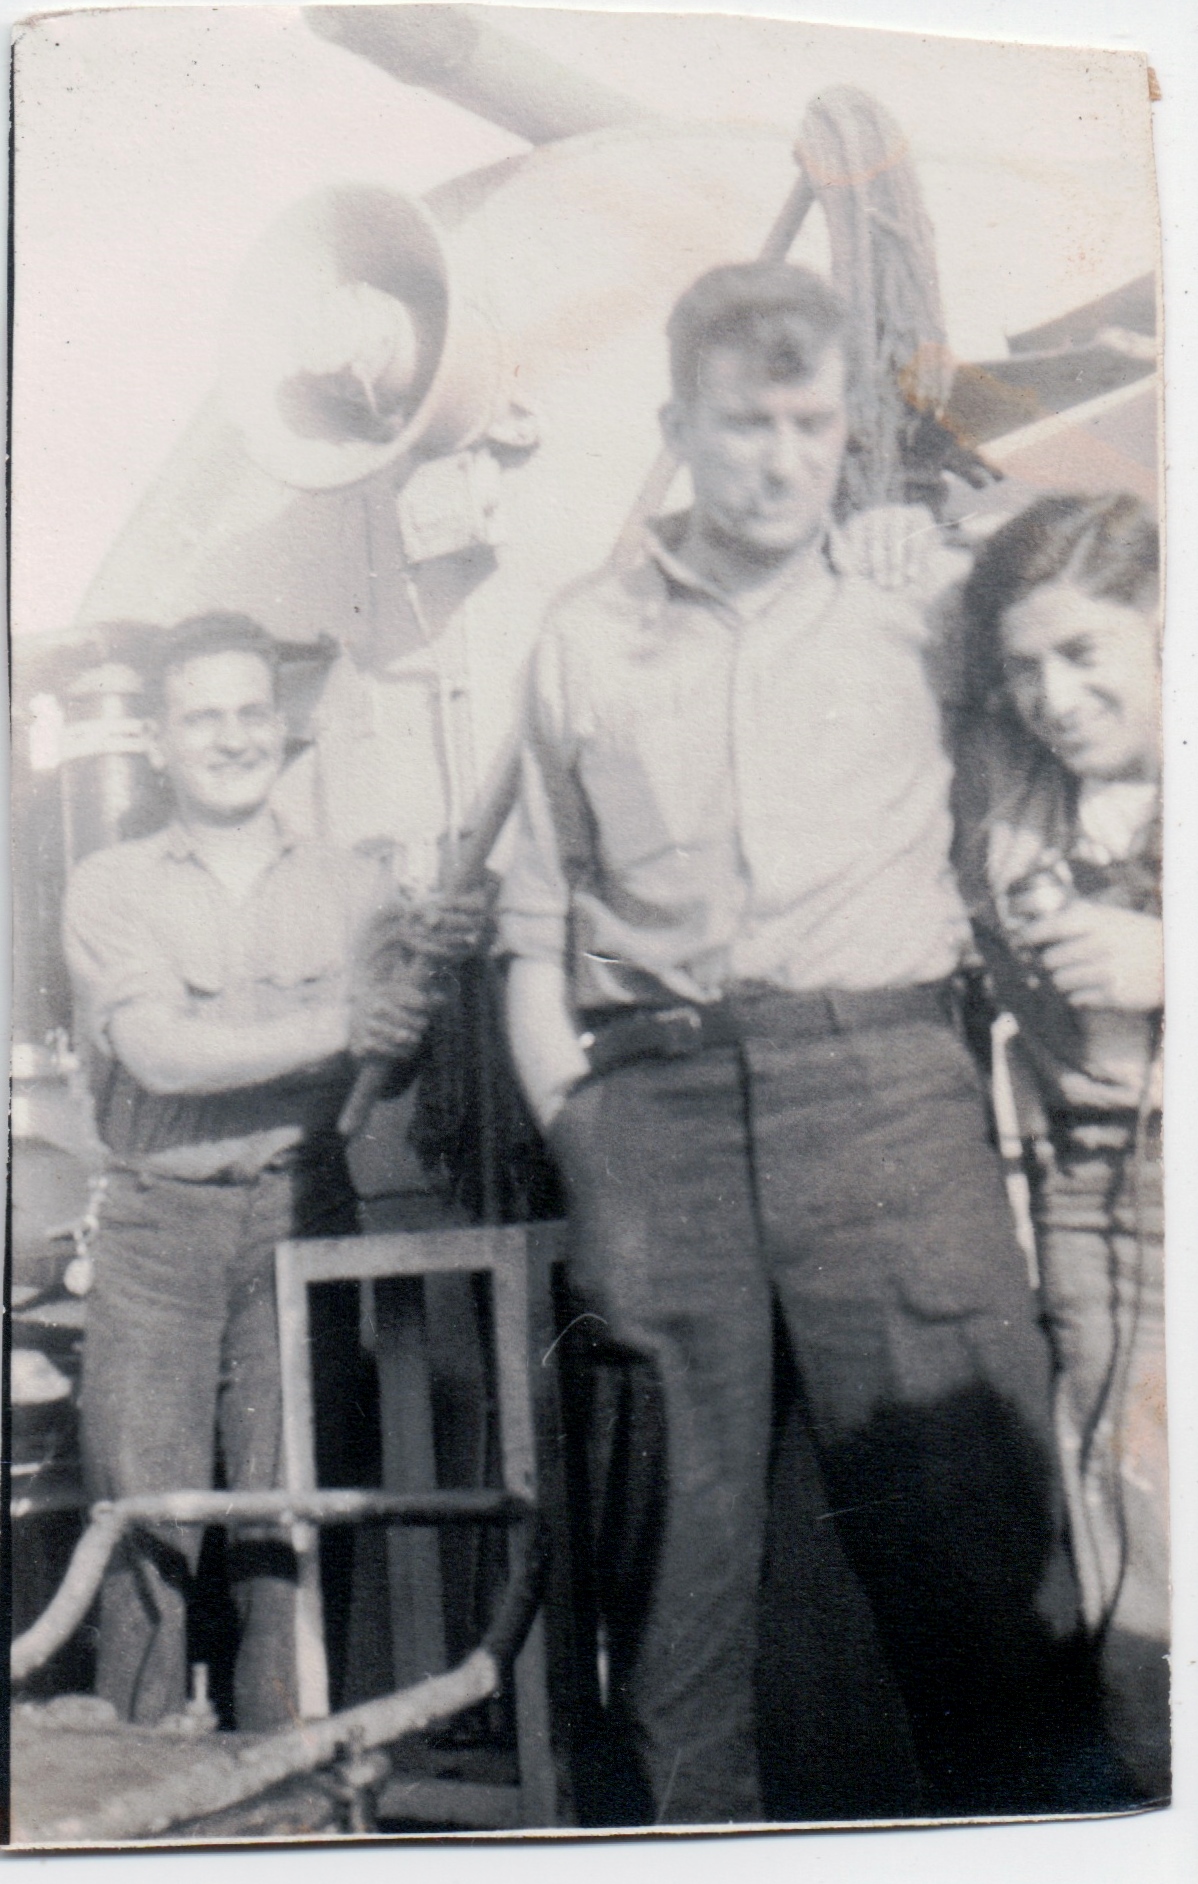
[80,1140,357,1729]
[550,1007,1083,1824]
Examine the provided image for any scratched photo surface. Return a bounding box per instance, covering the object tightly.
[8,3,1164,1849]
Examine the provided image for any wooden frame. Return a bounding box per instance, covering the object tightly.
[275,1222,564,1829]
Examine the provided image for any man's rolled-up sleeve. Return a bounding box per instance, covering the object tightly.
[62,854,181,1053]
[498,625,590,966]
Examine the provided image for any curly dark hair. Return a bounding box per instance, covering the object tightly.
[666,262,850,406]
[961,491,1158,711]
[148,612,280,715]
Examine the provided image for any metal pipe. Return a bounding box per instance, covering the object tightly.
[30,1650,502,1844]
[307,5,660,145]
[337,744,522,1138]
[18,1508,548,1845]
[11,1505,127,1686]
[12,1488,532,1683]
[95,1486,531,1526]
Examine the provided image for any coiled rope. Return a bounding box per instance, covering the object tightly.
[796,85,954,509]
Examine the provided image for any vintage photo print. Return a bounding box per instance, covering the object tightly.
[7,1,1169,1853]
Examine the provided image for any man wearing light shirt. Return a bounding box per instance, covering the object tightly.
[64,613,444,1729]
[499,264,1089,1823]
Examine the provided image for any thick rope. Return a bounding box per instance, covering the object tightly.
[796,85,953,509]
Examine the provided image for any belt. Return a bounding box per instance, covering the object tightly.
[118,1145,302,1186]
[580,981,954,1080]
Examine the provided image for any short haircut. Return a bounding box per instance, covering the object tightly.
[667,262,850,405]
[149,612,280,716]
[961,492,1159,708]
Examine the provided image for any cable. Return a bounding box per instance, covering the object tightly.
[1089,1034,1160,1644]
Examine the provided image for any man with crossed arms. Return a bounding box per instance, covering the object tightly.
[64,613,477,1728]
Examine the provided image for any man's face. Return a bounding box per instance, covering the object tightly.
[664,343,849,562]
[152,649,286,823]
[1001,580,1160,782]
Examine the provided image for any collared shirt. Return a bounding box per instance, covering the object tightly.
[498,519,971,1009]
[63,818,389,1178]
[953,711,1162,1113]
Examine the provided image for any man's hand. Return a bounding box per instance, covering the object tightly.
[1019,902,1164,1012]
[348,884,495,1065]
[349,972,436,1061]
[401,885,495,960]
[838,503,969,595]
[362,886,495,969]
[505,959,591,1130]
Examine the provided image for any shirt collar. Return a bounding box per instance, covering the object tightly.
[645,510,846,614]
[161,808,298,863]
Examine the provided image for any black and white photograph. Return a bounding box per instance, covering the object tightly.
[5,1,1189,1859]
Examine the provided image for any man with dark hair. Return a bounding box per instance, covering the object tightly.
[955,493,1167,1800]
[141,609,284,713]
[665,258,851,404]
[63,612,450,1728]
[499,263,1085,1823]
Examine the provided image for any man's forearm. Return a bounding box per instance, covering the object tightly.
[505,958,590,1129]
[109,1000,351,1097]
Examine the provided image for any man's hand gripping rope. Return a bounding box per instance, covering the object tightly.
[342,885,496,1127]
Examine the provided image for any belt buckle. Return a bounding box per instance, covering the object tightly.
[655,1005,704,1057]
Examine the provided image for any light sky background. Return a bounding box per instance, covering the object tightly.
[12,3,1159,638]
[5,4,1198,1884]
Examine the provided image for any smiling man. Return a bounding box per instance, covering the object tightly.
[62,612,436,1729]
[499,264,1093,1823]
[954,496,1167,1797]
